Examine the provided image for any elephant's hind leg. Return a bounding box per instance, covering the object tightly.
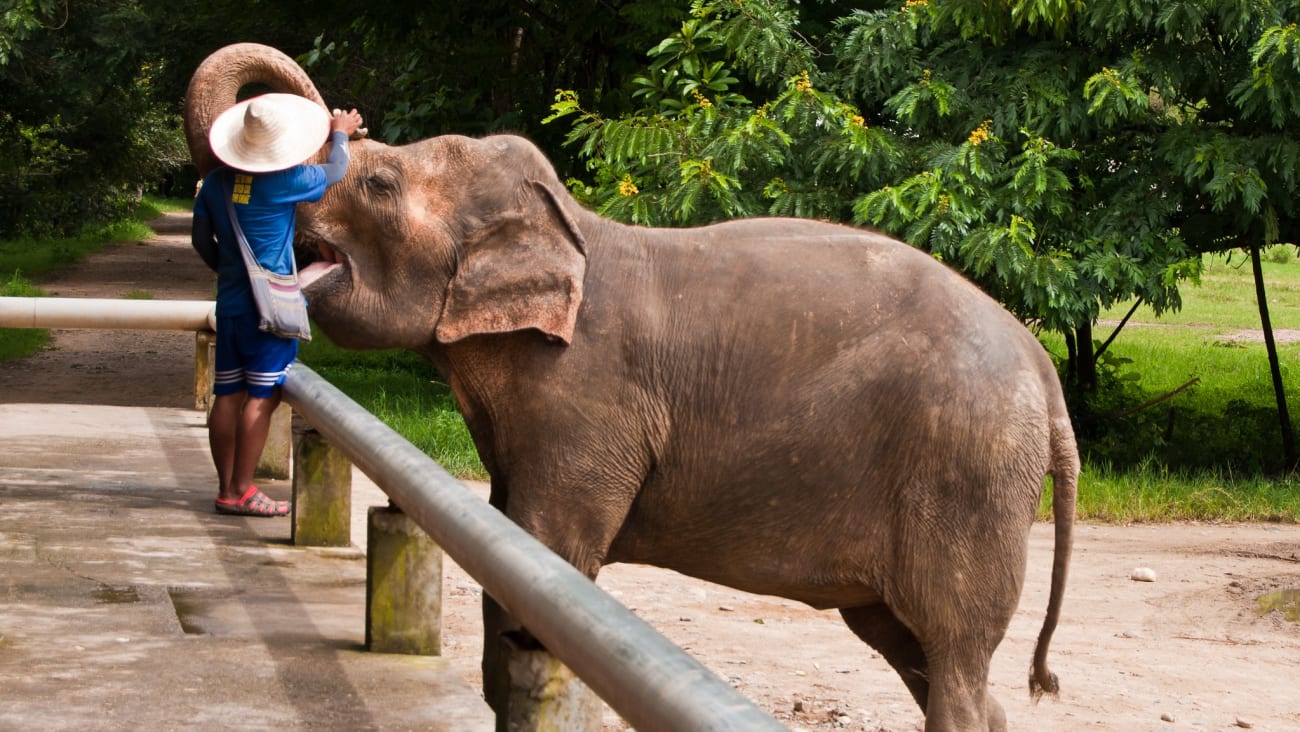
[920,642,1005,732]
[840,603,1008,732]
[839,604,930,711]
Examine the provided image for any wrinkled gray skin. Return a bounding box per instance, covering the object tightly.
[187,44,1078,732]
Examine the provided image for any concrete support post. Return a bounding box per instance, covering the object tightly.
[505,649,604,732]
[366,503,442,655]
[255,401,292,480]
[194,331,214,412]
[291,428,352,547]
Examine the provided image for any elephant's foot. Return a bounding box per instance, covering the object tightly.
[500,627,545,652]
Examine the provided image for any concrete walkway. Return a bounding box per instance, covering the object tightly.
[0,401,494,731]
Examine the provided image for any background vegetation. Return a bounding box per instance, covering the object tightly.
[1,1,1297,503]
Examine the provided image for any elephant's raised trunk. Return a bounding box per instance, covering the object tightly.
[184,43,328,177]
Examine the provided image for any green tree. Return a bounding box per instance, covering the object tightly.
[548,0,1299,470]
[0,0,187,236]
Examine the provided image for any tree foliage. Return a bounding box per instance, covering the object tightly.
[0,0,188,237]
[547,0,1300,344]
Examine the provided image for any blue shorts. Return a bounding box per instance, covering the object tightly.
[214,314,298,398]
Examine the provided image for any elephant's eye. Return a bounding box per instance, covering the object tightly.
[363,172,400,198]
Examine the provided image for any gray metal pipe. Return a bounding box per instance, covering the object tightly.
[0,297,216,331]
[282,363,785,732]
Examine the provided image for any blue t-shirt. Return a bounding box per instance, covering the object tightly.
[193,165,328,316]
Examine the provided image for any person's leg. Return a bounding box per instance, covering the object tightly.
[210,391,245,502]
[211,316,250,503]
[216,324,298,515]
[230,388,282,498]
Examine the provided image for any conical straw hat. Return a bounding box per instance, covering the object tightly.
[209,93,330,173]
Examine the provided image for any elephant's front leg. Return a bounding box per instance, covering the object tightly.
[478,459,645,732]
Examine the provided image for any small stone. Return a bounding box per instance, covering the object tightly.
[1235,718,1253,729]
[718,605,735,612]
[792,700,805,713]
[837,715,852,726]
[1131,567,1157,582]
[1160,712,1175,723]
[1119,630,1143,639]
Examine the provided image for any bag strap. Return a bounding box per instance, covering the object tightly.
[222,172,299,277]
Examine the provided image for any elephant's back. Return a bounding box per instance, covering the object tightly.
[614,216,1041,384]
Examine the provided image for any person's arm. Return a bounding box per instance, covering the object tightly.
[319,131,351,186]
[191,213,219,272]
[320,108,364,186]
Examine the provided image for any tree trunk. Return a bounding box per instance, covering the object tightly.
[1074,320,1098,391]
[1063,328,1077,383]
[1250,243,1297,472]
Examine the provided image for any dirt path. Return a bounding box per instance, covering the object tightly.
[3,215,1299,731]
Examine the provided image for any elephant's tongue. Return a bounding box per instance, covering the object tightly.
[299,261,340,289]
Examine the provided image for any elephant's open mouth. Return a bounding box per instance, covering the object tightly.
[297,236,348,291]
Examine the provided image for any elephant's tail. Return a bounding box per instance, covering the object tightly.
[1029,413,1078,701]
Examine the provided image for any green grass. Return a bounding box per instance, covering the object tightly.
[144,196,193,214]
[298,333,487,480]
[1045,459,1300,523]
[1108,249,1300,331]
[122,290,154,300]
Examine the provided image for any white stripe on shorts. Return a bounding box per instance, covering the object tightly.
[246,368,289,386]
[215,368,244,385]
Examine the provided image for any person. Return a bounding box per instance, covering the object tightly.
[191,93,363,516]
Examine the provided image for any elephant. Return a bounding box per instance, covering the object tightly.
[186,43,1078,732]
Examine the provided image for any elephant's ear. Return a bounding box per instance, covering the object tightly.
[436,181,587,345]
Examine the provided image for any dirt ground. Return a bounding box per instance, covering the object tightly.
[2,214,1298,731]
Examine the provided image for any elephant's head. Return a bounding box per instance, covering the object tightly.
[185,43,588,352]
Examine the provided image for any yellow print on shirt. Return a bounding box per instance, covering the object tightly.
[232,173,253,204]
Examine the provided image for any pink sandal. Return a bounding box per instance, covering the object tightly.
[215,486,290,517]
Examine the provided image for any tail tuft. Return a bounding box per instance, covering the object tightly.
[1028,669,1059,702]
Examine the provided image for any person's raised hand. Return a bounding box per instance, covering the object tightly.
[331,108,366,139]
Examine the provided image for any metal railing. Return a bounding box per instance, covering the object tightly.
[0,296,215,331]
[0,296,785,731]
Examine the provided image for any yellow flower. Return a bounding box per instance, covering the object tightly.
[967,119,993,146]
[795,70,813,94]
[850,114,867,128]
[904,0,928,7]
[691,89,713,108]
[618,175,638,197]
